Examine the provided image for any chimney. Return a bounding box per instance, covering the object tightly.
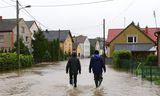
[145,26,148,33]
[0,16,2,21]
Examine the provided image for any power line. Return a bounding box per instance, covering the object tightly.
[1,0,15,6]
[107,0,135,24]
[18,3,50,29]
[29,0,113,7]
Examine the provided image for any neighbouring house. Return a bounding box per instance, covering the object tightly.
[0,16,32,50]
[106,22,160,60]
[72,42,81,57]
[25,21,39,40]
[43,30,73,55]
[74,35,90,58]
[97,37,105,55]
[89,38,100,55]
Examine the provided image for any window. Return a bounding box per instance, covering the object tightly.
[0,35,4,42]
[26,36,29,42]
[127,36,137,43]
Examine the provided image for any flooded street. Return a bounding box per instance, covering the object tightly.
[0,58,160,96]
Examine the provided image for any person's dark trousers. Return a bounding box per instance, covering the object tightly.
[94,74,103,88]
[69,73,78,87]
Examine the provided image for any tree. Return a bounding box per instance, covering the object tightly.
[12,38,30,55]
[32,29,48,61]
[90,45,95,56]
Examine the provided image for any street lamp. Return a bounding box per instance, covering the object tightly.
[16,0,31,72]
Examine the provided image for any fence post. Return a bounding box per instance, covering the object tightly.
[141,63,144,78]
[149,62,152,84]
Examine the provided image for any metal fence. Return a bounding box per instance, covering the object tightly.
[109,58,160,82]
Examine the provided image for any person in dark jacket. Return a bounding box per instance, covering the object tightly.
[89,50,106,88]
[66,52,81,88]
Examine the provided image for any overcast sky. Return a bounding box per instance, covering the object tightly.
[0,0,160,38]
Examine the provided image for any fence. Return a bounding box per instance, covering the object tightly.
[112,59,160,83]
[141,66,160,82]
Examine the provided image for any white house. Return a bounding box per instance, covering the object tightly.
[74,35,90,58]
[25,21,39,40]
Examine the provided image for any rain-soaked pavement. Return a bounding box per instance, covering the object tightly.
[0,58,160,96]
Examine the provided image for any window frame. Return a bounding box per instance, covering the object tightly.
[127,35,137,43]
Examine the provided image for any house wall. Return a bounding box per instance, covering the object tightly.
[108,24,154,57]
[83,38,90,57]
[95,41,100,51]
[62,34,72,54]
[30,22,39,40]
[13,19,32,48]
[0,32,13,49]
[79,43,84,57]
[77,44,81,57]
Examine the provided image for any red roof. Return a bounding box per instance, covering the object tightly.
[106,27,160,45]
[142,28,160,42]
[106,29,123,43]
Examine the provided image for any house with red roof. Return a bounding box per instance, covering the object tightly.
[106,22,160,59]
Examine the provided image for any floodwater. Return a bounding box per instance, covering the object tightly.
[0,58,159,96]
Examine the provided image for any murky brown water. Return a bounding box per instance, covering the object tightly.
[0,59,159,96]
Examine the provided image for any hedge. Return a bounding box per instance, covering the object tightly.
[113,50,132,68]
[0,53,33,72]
[145,54,158,66]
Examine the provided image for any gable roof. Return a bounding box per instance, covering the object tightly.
[74,35,87,44]
[43,30,73,42]
[25,21,35,28]
[89,39,97,47]
[106,22,160,45]
[141,28,160,42]
[0,18,22,32]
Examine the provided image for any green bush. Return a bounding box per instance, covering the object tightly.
[113,50,132,68]
[145,54,158,66]
[0,53,33,72]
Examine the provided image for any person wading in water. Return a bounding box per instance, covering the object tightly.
[89,50,106,88]
[66,52,81,88]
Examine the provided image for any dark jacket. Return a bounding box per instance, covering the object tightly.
[66,57,81,74]
[89,54,106,74]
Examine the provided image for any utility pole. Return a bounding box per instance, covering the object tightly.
[16,0,20,71]
[16,0,31,75]
[103,19,106,64]
[58,29,60,60]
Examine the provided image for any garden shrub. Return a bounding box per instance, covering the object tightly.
[113,50,132,68]
[0,53,33,72]
[145,54,158,66]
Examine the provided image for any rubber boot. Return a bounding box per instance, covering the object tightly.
[95,80,98,88]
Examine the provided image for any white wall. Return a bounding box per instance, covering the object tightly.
[84,38,90,57]
[30,22,39,40]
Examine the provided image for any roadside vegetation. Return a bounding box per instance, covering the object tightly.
[112,50,160,85]
[0,29,70,72]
